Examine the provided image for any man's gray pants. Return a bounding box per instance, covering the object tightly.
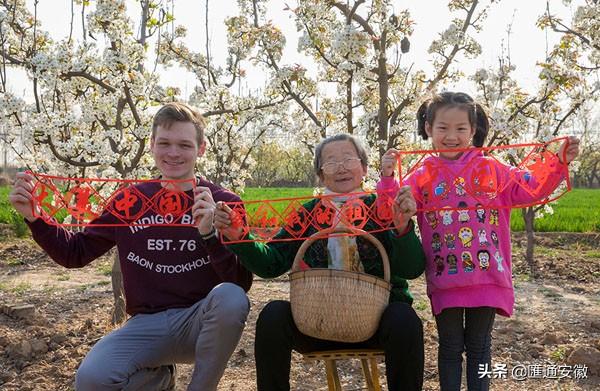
[75,283,250,391]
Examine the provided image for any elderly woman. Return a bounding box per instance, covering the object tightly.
[213,134,425,391]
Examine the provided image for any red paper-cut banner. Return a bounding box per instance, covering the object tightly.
[223,138,571,243]
[28,138,570,242]
[221,191,396,243]
[30,173,196,227]
[396,137,570,213]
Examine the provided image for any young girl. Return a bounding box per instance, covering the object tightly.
[377,91,580,391]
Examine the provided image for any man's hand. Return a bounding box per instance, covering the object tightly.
[192,186,216,236]
[381,148,399,177]
[392,185,416,234]
[9,172,37,222]
[558,136,580,164]
[214,202,245,241]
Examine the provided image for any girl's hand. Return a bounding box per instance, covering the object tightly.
[214,201,245,241]
[558,136,580,164]
[381,149,399,177]
[392,185,416,234]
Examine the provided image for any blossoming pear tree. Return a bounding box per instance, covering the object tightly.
[156,14,293,191]
[226,0,493,160]
[543,0,600,191]
[0,0,294,323]
[469,4,599,275]
[0,0,179,323]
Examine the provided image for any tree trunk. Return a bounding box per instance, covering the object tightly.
[346,75,353,134]
[137,1,149,73]
[111,250,127,324]
[376,17,388,158]
[522,206,539,278]
[107,0,151,325]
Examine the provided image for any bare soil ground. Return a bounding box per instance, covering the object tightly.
[1,231,599,390]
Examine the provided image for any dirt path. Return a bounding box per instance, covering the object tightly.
[1,233,599,390]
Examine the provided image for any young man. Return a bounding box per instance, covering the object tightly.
[9,102,252,391]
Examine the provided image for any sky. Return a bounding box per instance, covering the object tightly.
[6,0,584,102]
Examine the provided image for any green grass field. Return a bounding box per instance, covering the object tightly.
[241,187,314,201]
[0,186,13,224]
[0,186,598,232]
[509,188,600,232]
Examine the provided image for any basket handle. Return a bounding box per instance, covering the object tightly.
[291,226,391,283]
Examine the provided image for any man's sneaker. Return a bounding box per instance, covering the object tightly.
[164,364,177,391]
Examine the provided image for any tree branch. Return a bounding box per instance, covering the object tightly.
[202,96,290,117]
[427,0,479,90]
[61,71,117,93]
[44,136,99,167]
[553,102,581,136]
[331,1,376,40]
[123,83,143,126]
[251,0,324,134]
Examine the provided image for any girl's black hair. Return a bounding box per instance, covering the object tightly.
[416,91,489,147]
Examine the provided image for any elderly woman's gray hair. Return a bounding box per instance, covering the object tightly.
[313,134,369,176]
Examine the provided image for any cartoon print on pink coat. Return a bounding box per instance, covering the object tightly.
[490,209,499,225]
[457,201,470,223]
[440,207,453,226]
[445,233,456,250]
[425,211,439,229]
[435,255,445,276]
[471,158,499,197]
[475,203,486,223]
[447,253,458,275]
[478,229,490,246]
[454,177,467,196]
[494,250,504,272]
[491,230,499,247]
[478,249,491,271]
[458,227,473,248]
[432,232,442,253]
[461,251,475,272]
[435,181,449,199]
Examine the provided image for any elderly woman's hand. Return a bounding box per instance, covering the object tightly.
[392,185,416,234]
[381,148,399,177]
[214,201,245,241]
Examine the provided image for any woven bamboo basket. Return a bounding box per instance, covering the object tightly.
[289,227,391,343]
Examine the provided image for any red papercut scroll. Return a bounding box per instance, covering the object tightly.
[31,173,196,227]
[28,138,571,241]
[223,138,571,244]
[397,137,570,213]
[222,191,396,243]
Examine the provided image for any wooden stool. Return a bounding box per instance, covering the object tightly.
[302,349,384,391]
